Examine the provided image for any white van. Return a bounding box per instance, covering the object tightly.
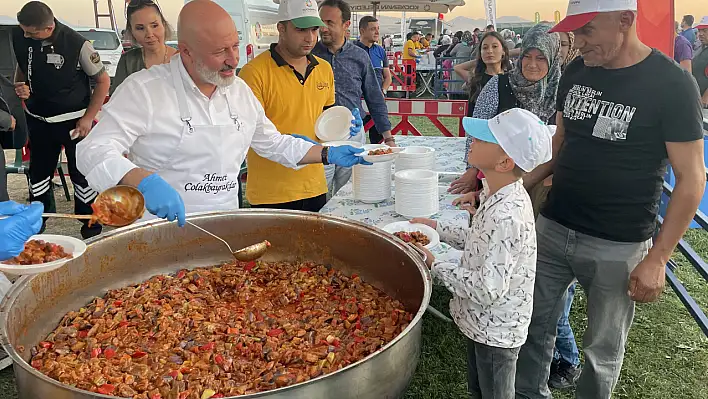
[75,28,123,77]
[186,0,280,69]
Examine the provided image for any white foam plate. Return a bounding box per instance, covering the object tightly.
[316,106,353,142]
[381,221,440,249]
[395,169,438,181]
[362,144,402,163]
[0,235,87,275]
[322,141,363,148]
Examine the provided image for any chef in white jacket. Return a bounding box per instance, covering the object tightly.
[77,0,366,226]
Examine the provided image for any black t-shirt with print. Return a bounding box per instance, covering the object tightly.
[542,50,704,243]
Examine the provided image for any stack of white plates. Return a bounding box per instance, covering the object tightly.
[353,160,392,203]
[395,146,436,172]
[394,169,439,218]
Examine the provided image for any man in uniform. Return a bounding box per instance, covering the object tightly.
[239,0,362,211]
[13,1,110,238]
[355,16,393,145]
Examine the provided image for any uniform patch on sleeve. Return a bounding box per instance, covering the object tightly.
[90,52,101,64]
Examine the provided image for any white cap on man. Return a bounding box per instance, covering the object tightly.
[462,108,554,173]
[696,16,708,30]
[276,0,326,28]
[550,0,637,33]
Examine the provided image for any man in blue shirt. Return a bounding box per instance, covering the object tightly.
[681,15,697,49]
[355,16,394,145]
[314,0,393,196]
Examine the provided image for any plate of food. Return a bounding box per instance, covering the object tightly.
[0,235,87,275]
[381,221,440,250]
[362,144,402,163]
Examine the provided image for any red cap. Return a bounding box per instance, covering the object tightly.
[549,12,598,33]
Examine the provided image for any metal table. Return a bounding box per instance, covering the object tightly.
[414,63,436,98]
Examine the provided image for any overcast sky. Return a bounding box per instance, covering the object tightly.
[0,0,704,29]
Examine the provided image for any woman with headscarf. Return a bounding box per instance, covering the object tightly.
[449,24,561,195]
[559,31,581,72]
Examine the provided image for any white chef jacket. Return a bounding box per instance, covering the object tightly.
[76,55,314,206]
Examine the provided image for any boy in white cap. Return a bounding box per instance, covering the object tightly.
[413,108,553,399]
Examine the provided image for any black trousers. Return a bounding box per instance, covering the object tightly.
[363,115,383,144]
[26,116,98,228]
[250,193,327,213]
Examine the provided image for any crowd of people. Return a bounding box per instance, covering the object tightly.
[0,0,707,398]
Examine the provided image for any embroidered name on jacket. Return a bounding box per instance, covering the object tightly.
[563,84,637,141]
[184,174,238,194]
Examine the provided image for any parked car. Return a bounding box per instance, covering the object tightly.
[392,33,404,47]
[75,28,123,78]
[198,0,280,68]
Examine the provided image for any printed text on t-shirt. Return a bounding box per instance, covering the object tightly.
[563,84,637,141]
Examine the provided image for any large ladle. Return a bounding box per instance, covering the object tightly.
[0,185,145,227]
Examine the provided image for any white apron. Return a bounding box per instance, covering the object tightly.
[138,62,247,221]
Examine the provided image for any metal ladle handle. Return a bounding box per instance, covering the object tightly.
[185,221,236,254]
[0,213,93,221]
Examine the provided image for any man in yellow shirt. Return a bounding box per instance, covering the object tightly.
[422,33,433,48]
[402,31,420,60]
[239,0,363,212]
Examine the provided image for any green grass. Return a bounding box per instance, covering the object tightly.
[2,121,708,398]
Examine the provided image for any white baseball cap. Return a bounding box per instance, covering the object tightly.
[550,0,637,33]
[697,16,708,30]
[276,0,325,29]
[463,108,553,173]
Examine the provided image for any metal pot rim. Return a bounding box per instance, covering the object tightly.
[0,209,432,398]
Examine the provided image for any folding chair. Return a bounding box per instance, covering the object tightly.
[5,145,71,201]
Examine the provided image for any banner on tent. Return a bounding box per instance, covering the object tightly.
[484,0,496,27]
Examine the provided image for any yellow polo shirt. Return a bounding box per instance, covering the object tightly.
[402,39,416,60]
[238,46,335,205]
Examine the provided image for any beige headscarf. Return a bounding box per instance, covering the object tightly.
[563,32,581,69]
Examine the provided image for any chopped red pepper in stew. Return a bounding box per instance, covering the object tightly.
[30,260,412,398]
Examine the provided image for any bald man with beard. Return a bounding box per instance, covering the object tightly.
[76,0,367,225]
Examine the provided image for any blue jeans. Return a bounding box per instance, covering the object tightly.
[553,283,580,367]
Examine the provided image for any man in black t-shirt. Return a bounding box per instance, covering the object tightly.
[515,1,706,398]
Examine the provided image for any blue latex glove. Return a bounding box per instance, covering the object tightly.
[328,145,372,167]
[349,108,363,137]
[137,174,186,227]
[291,134,319,145]
[0,201,44,261]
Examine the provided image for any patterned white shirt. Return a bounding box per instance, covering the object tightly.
[432,179,537,348]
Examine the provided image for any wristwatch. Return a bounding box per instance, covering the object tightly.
[321,146,330,165]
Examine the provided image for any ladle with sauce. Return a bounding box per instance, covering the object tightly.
[0,185,145,227]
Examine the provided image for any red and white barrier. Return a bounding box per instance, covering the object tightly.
[362,99,468,137]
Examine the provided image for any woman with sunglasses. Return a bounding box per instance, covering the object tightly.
[110,0,177,95]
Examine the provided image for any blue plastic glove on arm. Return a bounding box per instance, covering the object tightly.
[137,174,186,227]
[0,201,44,261]
[328,145,372,167]
[349,108,363,137]
[290,134,319,145]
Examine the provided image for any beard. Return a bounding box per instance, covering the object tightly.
[195,59,236,88]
